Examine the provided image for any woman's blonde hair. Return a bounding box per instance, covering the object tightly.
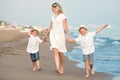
[52,2,63,15]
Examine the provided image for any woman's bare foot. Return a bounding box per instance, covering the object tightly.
[55,70,64,74]
[59,70,64,74]
[60,67,64,74]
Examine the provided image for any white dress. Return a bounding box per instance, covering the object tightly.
[50,13,67,53]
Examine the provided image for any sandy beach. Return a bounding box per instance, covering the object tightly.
[0,29,111,80]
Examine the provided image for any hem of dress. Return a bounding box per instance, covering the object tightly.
[50,46,67,53]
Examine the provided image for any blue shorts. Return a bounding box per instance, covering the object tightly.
[83,53,93,62]
[30,52,40,62]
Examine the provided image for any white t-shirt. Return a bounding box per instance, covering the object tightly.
[26,35,43,54]
[75,31,96,55]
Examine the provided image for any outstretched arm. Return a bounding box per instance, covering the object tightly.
[96,24,109,34]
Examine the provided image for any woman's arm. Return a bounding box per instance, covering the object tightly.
[96,24,109,34]
[42,21,53,41]
[63,19,70,40]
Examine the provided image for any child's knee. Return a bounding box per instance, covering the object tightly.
[85,61,89,64]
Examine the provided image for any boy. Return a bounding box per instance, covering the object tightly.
[68,24,109,77]
[26,29,44,72]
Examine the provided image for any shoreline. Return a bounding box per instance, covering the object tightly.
[0,29,111,80]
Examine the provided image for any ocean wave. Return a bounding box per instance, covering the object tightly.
[112,74,120,80]
[95,56,120,61]
[112,41,120,46]
[94,37,120,47]
[95,37,106,43]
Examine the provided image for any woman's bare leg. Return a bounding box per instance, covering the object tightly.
[53,48,60,72]
[59,52,64,74]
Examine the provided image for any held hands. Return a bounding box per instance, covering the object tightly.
[66,36,71,42]
[66,38,70,42]
[42,36,46,42]
[66,37,76,43]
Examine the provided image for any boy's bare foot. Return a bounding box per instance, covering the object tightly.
[55,70,58,73]
[38,68,42,70]
[85,74,89,78]
[37,66,41,70]
[91,69,95,75]
[33,67,37,72]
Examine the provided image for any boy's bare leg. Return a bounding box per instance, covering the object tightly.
[85,61,89,77]
[36,60,41,70]
[32,62,37,72]
[89,61,95,75]
[59,52,64,74]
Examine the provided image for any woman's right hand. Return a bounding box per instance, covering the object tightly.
[66,37,76,43]
[42,36,46,42]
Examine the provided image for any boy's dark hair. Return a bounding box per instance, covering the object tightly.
[78,27,87,32]
[31,29,39,34]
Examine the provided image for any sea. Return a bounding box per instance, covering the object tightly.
[65,24,120,80]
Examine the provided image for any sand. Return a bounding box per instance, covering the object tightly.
[0,29,111,80]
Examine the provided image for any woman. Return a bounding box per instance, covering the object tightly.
[43,2,70,74]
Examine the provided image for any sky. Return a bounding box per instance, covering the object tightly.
[0,0,120,26]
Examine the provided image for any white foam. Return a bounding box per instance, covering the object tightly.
[112,41,120,45]
[112,75,120,80]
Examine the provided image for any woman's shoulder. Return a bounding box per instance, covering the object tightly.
[51,13,66,20]
[59,13,66,17]
[59,13,66,19]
